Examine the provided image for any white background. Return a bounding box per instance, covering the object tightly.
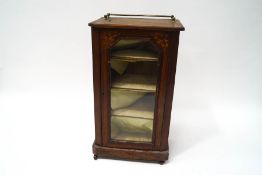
[0,0,262,174]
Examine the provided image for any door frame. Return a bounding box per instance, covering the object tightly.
[99,29,170,150]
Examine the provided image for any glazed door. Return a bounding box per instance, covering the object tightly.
[100,30,169,150]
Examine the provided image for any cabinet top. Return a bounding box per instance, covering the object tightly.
[89,17,185,31]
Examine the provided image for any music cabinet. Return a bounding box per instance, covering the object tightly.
[89,13,184,164]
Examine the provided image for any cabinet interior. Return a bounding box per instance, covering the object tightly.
[110,39,160,143]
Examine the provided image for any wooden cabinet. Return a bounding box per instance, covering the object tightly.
[89,14,184,164]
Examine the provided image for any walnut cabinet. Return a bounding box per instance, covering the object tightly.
[89,14,184,164]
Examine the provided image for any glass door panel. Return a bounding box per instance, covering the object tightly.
[110,39,159,143]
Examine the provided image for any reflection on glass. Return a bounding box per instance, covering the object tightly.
[110,39,159,143]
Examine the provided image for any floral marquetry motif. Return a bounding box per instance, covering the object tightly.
[100,31,119,48]
[100,31,169,50]
[151,32,169,49]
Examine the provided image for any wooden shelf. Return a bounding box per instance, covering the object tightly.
[113,39,148,50]
[112,74,157,92]
[111,133,152,142]
[111,93,155,120]
[110,93,155,142]
[111,49,158,62]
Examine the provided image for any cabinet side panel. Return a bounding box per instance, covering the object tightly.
[99,30,111,146]
[91,28,102,145]
[153,36,169,149]
[160,32,180,150]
